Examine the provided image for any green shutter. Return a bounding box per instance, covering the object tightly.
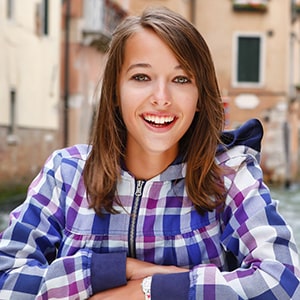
[238,37,260,83]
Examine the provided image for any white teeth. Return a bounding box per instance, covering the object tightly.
[144,115,174,124]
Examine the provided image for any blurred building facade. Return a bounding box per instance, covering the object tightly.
[0,0,61,187]
[128,0,300,183]
[60,0,127,147]
[192,0,300,184]
[0,0,128,188]
[1,0,300,188]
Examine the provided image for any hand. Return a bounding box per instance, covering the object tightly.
[89,279,143,300]
[126,257,188,280]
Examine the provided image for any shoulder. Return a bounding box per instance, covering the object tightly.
[44,144,91,171]
[52,144,91,159]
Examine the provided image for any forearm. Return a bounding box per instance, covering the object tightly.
[126,257,188,280]
[90,264,190,300]
[89,279,144,300]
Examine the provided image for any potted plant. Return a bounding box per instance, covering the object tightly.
[232,0,268,12]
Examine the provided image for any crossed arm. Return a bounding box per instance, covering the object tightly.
[89,258,188,300]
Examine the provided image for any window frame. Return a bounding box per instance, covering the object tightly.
[232,32,265,88]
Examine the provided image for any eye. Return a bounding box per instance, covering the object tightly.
[174,76,191,84]
[132,74,150,81]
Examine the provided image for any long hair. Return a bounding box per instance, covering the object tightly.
[83,7,226,215]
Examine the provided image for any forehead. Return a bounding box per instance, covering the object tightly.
[123,28,177,60]
[119,27,195,78]
[125,28,168,51]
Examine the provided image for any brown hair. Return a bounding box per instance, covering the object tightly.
[83,7,226,215]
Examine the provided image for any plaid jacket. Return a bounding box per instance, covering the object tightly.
[0,119,299,299]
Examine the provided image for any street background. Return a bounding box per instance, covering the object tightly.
[1,0,300,260]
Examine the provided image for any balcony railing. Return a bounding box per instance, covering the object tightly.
[232,0,269,12]
[82,0,127,51]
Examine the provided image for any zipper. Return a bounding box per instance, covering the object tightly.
[128,179,145,258]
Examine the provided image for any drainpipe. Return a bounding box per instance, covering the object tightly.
[63,0,70,147]
[283,121,291,189]
[190,0,196,24]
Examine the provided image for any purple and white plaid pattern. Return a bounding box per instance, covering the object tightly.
[0,144,299,299]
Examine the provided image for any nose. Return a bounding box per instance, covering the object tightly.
[151,81,171,107]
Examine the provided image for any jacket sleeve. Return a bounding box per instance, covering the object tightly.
[151,149,300,300]
[192,149,300,299]
[0,150,127,299]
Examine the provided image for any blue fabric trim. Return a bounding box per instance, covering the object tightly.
[218,118,263,153]
[151,272,190,300]
[91,251,127,294]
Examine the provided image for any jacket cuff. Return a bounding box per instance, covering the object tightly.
[151,272,190,300]
[91,251,127,294]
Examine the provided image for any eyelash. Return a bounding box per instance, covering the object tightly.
[132,74,191,84]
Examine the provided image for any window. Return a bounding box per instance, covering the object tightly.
[8,89,16,135]
[43,0,49,35]
[82,0,127,51]
[293,0,300,22]
[238,36,260,82]
[83,0,126,33]
[6,0,14,20]
[233,33,265,87]
[35,0,49,36]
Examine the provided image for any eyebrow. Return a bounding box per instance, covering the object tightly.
[126,63,183,73]
[126,63,150,73]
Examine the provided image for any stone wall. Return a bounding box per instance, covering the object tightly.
[0,126,61,189]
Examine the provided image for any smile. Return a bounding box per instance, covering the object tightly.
[143,114,175,126]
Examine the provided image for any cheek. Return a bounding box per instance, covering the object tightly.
[118,86,130,117]
[179,92,198,115]
[185,109,197,130]
[119,96,137,129]
[119,85,144,116]
[181,97,198,128]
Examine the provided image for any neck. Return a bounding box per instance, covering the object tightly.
[125,149,177,180]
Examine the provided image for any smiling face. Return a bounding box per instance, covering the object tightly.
[118,28,199,171]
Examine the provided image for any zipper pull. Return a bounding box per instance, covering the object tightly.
[135,180,144,197]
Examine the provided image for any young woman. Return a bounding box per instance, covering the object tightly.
[0,7,299,300]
